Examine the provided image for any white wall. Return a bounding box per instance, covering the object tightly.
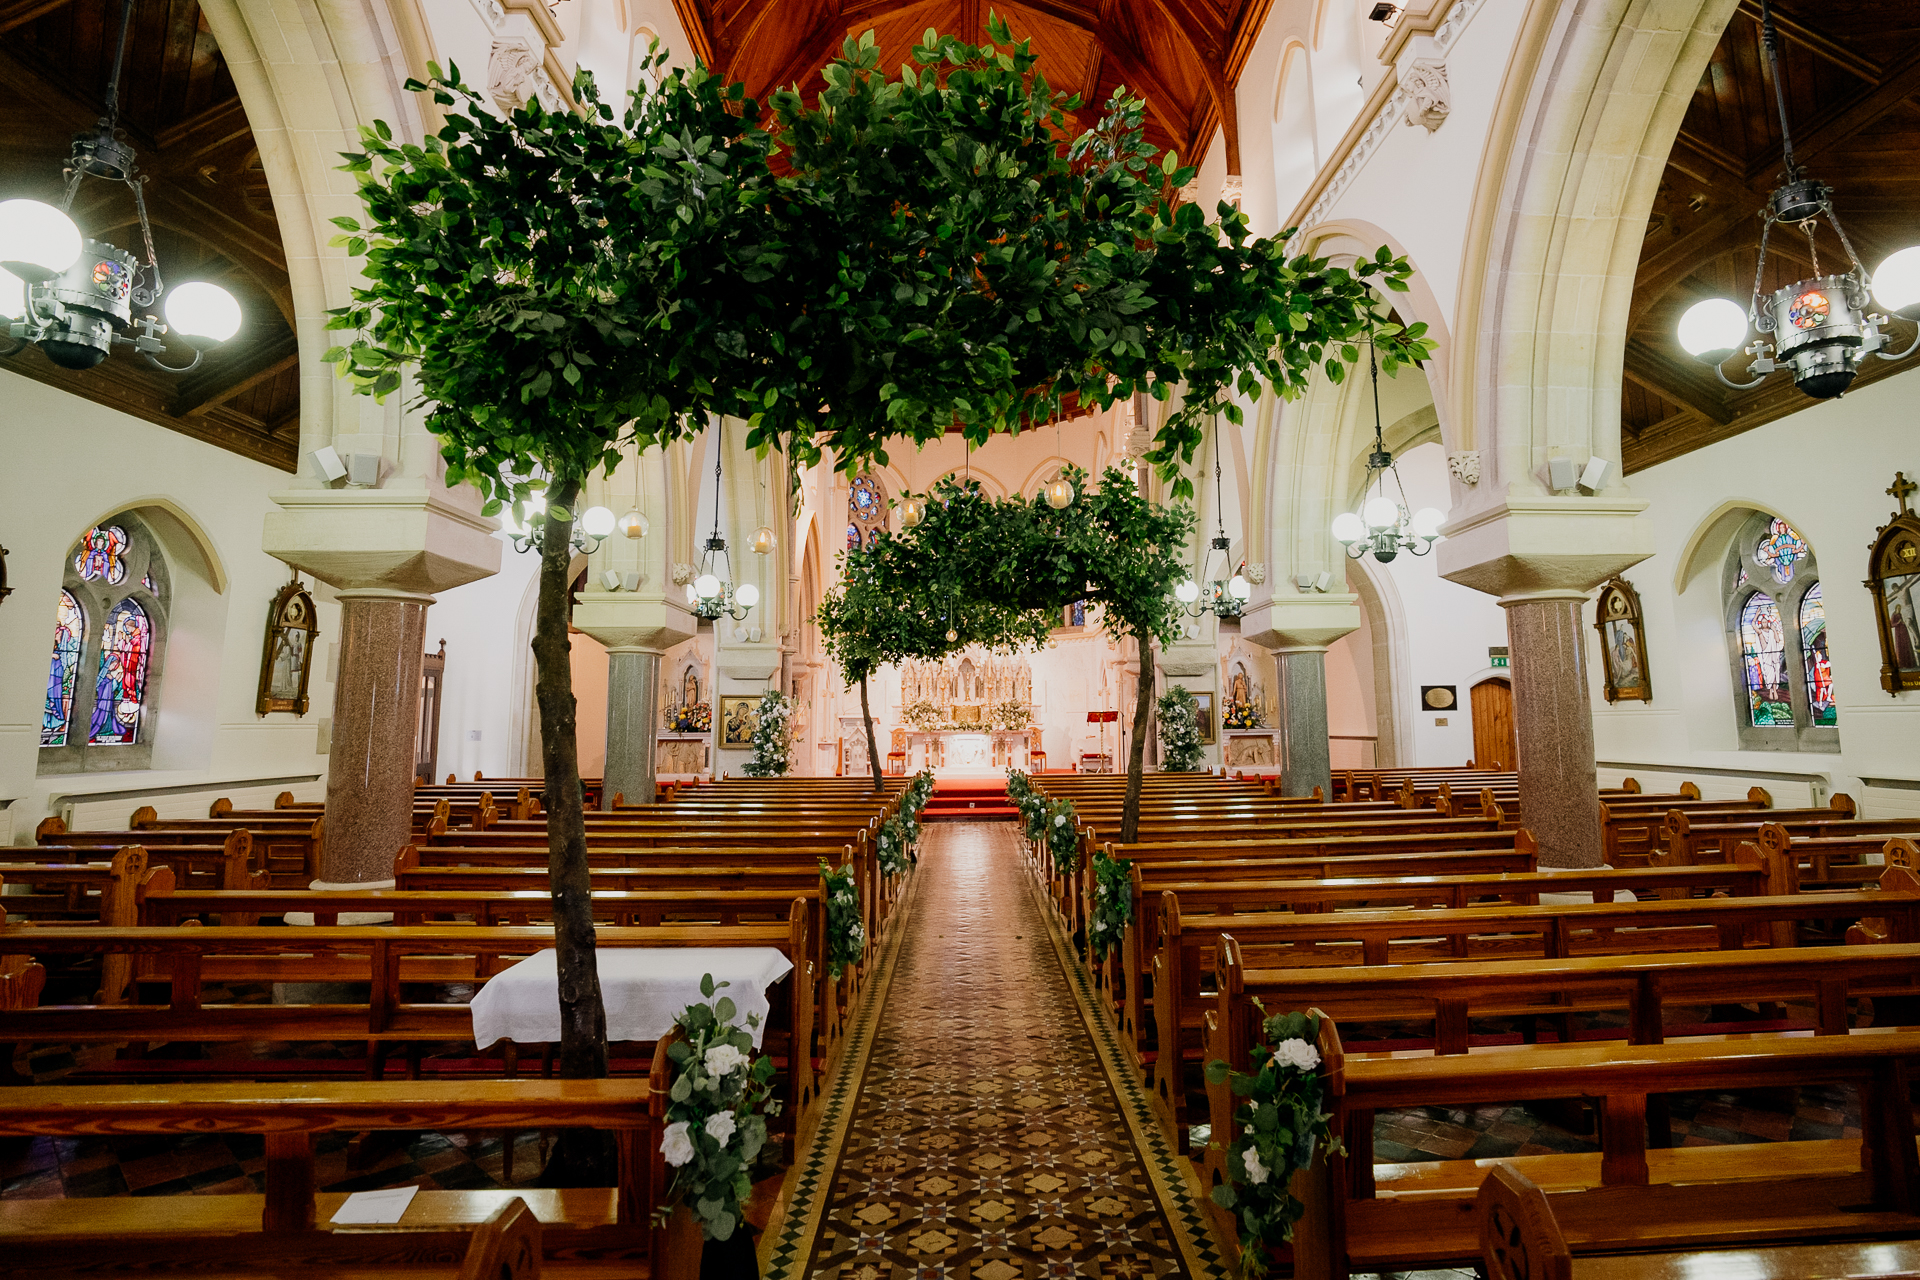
[0,370,334,840]
[1589,372,1920,816]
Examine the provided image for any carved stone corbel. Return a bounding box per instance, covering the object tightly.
[1447,451,1482,486]
[487,40,539,114]
[1401,58,1451,132]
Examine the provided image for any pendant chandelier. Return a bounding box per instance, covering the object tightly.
[501,484,615,556]
[687,424,758,621]
[1331,321,1442,563]
[0,0,242,372]
[1676,0,1920,399]
[1174,424,1251,618]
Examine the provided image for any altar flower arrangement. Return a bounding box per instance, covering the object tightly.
[667,701,712,734]
[1088,851,1133,963]
[902,699,943,732]
[1157,686,1205,773]
[819,860,864,979]
[1205,1009,1342,1276]
[742,689,794,777]
[990,700,1031,731]
[1223,697,1266,730]
[657,974,780,1245]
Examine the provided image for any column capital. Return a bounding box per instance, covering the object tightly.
[571,592,696,653]
[1436,497,1652,599]
[1239,594,1362,651]
[263,485,501,596]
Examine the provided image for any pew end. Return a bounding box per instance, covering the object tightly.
[1477,1163,1574,1280]
[457,1197,543,1280]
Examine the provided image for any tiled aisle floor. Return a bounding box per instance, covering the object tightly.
[798,822,1215,1279]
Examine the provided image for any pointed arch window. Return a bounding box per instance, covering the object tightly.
[847,473,889,554]
[90,597,153,745]
[41,591,85,746]
[1725,513,1839,750]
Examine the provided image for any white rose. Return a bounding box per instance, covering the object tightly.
[1242,1146,1269,1185]
[705,1110,737,1148]
[661,1121,694,1167]
[705,1043,749,1077]
[1054,815,1067,827]
[1273,1037,1321,1073]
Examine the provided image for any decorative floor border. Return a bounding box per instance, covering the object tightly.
[1022,842,1235,1279]
[759,866,920,1278]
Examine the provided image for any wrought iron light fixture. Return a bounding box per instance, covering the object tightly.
[0,0,241,373]
[1332,322,1443,563]
[685,430,758,621]
[1174,426,1252,618]
[1676,0,1920,399]
[502,488,615,556]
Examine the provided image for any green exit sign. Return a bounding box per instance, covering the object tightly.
[1489,647,1510,669]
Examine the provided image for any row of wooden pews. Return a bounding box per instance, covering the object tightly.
[0,775,920,1274]
[1016,768,1920,1276]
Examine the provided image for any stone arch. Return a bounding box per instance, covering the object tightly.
[1451,0,1741,504]
[1672,497,1800,596]
[1272,42,1319,218]
[86,496,229,595]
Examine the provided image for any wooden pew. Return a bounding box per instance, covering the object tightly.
[4,1195,547,1280]
[15,833,258,891]
[1477,1161,1920,1280]
[1658,796,1878,867]
[0,913,815,1120]
[1229,1015,1920,1276]
[36,813,323,888]
[0,1077,675,1274]
[1597,786,1748,865]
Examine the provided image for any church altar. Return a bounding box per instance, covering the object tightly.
[899,729,1032,772]
[895,648,1037,774]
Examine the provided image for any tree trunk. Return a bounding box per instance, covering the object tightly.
[1120,633,1156,844]
[533,476,609,1080]
[858,674,884,792]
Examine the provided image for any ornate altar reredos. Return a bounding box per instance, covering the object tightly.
[899,647,1032,728]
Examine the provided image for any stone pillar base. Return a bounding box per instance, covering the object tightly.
[323,590,430,884]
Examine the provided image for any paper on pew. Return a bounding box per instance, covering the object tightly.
[331,1185,420,1224]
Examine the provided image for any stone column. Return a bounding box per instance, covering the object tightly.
[1503,592,1602,866]
[1276,646,1333,798]
[321,589,431,884]
[602,648,662,809]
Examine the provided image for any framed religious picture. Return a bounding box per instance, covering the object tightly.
[1868,472,1920,694]
[1191,691,1216,744]
[256,578,319,715]
[718,695,760,747]
[1592,576,1652,703]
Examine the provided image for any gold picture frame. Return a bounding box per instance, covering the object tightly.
[256,578,319,715]
[1191,691,1215,744]
[1593,576,1652,703]
[1868,473,1920,695]
[718,695,760,747]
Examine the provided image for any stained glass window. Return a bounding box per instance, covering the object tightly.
[1799,582,1836,726]
[74,525,130,585]
[141,571,156,593]
[847,473,890,557]
[1755,518,1810,584]
[1739,593,1793,726]
[89,597,152,745]
[847,523,861,551]
[41,590,84,747]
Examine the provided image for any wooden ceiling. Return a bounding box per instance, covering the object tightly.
[0,0,297,470]
[1624,0,1920,472]
[670,0,1274,171]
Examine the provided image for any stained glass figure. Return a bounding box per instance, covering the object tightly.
[1754,518,1810,584]
[1800,582,1836,726]
[89,597,152,745]
[1069,600,1087,628]
[1739,593,1792,727]
[41,590,84,747]
[847,523,861,551]
[74,525,130,585]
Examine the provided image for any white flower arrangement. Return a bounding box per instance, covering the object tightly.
[741,689,795,777]
[656,975,779,1243]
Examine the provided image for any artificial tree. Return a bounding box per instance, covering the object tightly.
[323,54,778,1086]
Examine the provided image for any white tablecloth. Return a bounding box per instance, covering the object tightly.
[469,947,794,1049]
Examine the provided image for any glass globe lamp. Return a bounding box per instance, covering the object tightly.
[694,573,722,600]
[1362,496,1400,530]
[163,281,242,347]
[1874,247,1920,321]
[1410,507,1444,539]
[579,506,616,537]
[0,199,81,282]
[1175,579,1201,604]
[1228,575,1251,601]
[735,582,760,608]
[946,628,958,643]
[1044,476,1075,509]
[1677,298,1749,365]
[1331,512,1368,544]
[617,510,648,539]
[901,496,927,528]
[749,525,777,555]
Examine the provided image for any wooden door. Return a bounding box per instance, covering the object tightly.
[416,639,446,784]
[1470,678,1517,770]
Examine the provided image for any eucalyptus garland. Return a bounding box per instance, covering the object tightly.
[1205,1009,1343,1277]
[741,689,794,778]
[818,860,864,980]
[1157,686,1205,773]
[1044,798,1081,876]
[657,974,780,1243]
[1088,852,1134,963]
[876,811,912,878]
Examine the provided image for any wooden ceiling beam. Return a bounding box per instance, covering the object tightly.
[0,0,73,34]
[1778,44,1920,171]
[1091,29,1194,156]
[670,0,715,66]
[1734,0,1880,81]
[1622,336,1735,424]
[169,330,298,417]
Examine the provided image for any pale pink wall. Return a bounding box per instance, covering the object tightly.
[570,632,609,778]
[1325,598,1377,770]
